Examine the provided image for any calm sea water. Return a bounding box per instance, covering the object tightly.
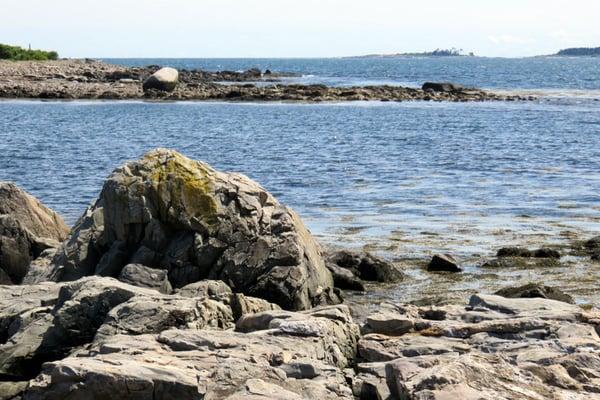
[2,57,600,304]
[105,56,600,93]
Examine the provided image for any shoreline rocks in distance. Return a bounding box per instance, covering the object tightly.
[0,59,535,102]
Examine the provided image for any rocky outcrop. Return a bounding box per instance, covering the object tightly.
[325,249,404,291]
[24,305,360,399]
[142,67,179,92]
[0,276,268,381]
[354,294,600,399]
[52,149,339,310]
[0,60,533,102]
[0,183,68,284]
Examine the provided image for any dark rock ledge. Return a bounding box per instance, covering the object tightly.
[1,149,596,399]
[0,60,535,102]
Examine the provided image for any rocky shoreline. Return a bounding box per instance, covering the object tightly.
[1,149,599,399]
[0,60,534,102]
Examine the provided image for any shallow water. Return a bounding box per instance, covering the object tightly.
[2,57,600,306]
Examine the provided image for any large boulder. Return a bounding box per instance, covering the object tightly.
[0,183,69,284]
[142,67,179,92]
[52,149,339,310]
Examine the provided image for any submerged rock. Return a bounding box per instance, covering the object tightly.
[142,67,178,92]
[482,257,562,269]
[494,283,575,304]
[497,246,561,259]
[427,253,462,272]
[52,149,339,310]
[0,182,68,284]
[326,249,404,290]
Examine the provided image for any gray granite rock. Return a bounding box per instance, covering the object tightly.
[52,149,339,310]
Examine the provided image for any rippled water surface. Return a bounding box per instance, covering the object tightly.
[106,57,600,91]
[2,57,600,306]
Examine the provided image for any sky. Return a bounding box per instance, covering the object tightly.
[2,0,600,58]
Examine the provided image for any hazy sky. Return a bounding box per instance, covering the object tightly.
[2,0,600,58]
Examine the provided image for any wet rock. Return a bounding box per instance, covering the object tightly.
[427,254,462,272]
[482,257,562,269]
[422,82,465,92]
[533,247,561,259]
[142,67,178,92]
[0,182,69,284]
[495,283,575,304]
[118,263,173,294]
[357,294,600,398]
[52,149,339,310]
[326,249,404,284]
[497,246,561,259]
[497,247,532,257]
[584,236,600,250]
[325,262,366,291]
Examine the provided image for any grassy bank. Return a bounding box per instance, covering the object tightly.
[0,43,58,61]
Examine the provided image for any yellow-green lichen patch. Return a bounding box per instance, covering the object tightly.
[144,151,218,226]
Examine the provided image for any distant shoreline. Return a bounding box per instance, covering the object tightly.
[0,59,531,103]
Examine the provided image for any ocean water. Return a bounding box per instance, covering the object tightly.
[105,56,600,93]
[2,57,600,305]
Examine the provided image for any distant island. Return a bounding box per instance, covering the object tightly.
[0,43,58,61]
[555,47,600,57]
[347,48,475,58]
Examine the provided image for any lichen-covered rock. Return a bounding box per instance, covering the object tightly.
[142,67,179,92]
[0,182,69,284]
[52,149,339,310]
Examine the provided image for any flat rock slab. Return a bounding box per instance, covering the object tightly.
[356,294,600,399]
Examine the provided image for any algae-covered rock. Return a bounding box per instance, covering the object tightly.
[52,149,339,310]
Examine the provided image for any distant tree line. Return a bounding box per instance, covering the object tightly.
[557,47,600,56]
[0,43,59,61]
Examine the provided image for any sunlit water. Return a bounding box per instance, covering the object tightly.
[2,57,600,307]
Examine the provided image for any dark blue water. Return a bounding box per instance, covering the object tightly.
[105,57,600,91]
